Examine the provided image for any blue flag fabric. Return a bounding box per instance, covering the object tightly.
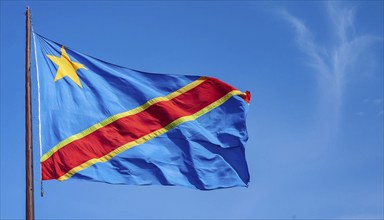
[34,32,250,190]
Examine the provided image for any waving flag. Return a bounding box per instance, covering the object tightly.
[33,33,251,190]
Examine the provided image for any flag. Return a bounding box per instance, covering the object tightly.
[33,33,251,190]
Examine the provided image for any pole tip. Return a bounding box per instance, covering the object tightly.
[25,6,30,16]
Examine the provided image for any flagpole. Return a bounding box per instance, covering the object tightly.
[25,6,35,220]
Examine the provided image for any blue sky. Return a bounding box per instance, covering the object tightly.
[1,1,383,219]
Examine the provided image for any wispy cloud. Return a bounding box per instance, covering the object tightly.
[280,2,381,140]
[364,98,383,105]
[364,98,384,116]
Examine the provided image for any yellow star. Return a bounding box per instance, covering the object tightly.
[47,46,86,88]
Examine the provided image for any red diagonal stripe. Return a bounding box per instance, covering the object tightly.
[42,77,242,180]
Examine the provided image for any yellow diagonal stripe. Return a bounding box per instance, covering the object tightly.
[41,77,207,162]
[57,89,243,181]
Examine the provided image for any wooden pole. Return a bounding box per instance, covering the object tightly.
[25,6,34,220]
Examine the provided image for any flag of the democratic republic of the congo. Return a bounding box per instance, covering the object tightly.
[34,33,251,190]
